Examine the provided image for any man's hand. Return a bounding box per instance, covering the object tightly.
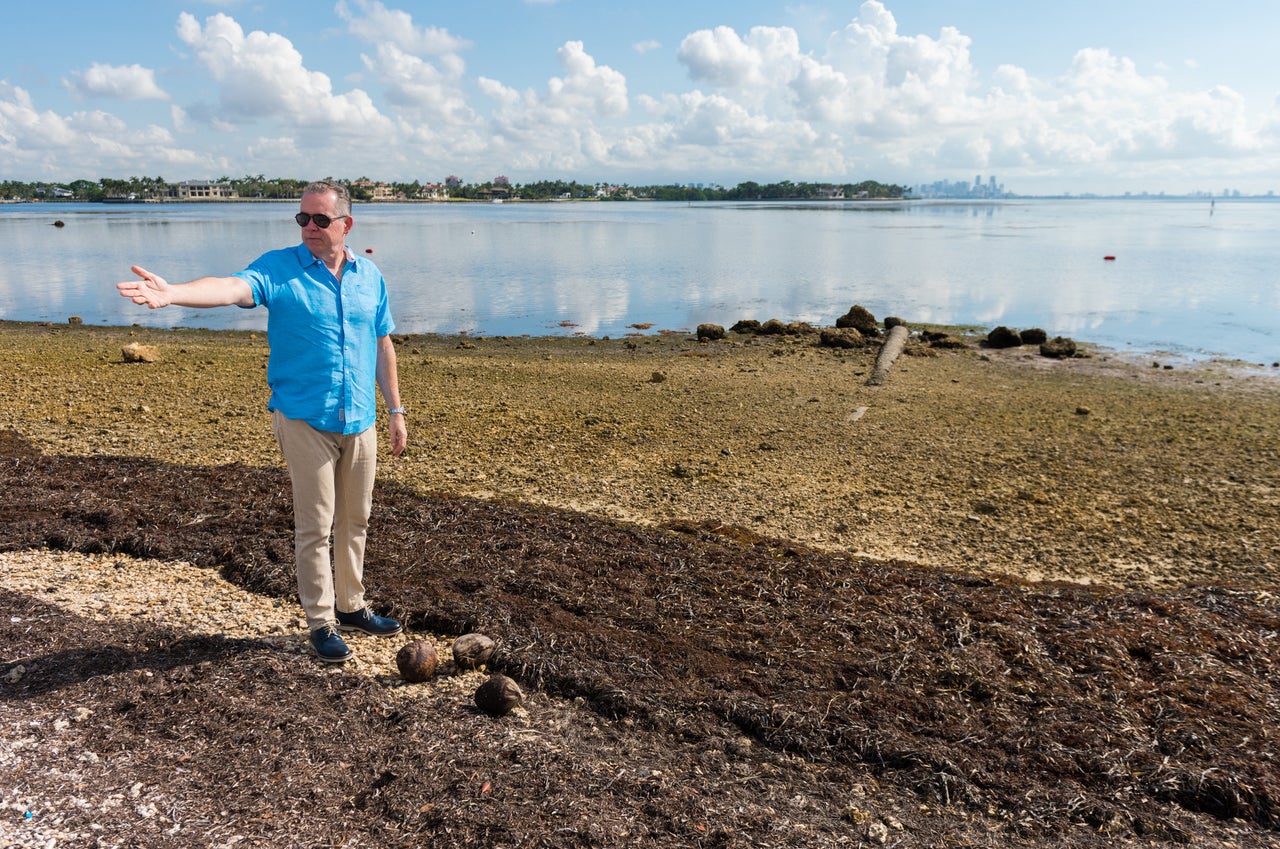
[117,265,173,309]
[388,415,408,457]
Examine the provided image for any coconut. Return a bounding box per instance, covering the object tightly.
[474,674,523,716]
[395,641,438,682]
[451,633,496,670]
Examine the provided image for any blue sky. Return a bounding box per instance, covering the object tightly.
[5,0,1279,194]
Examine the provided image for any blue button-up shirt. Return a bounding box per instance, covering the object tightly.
[235,244,394,435]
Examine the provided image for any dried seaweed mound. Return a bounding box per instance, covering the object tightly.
[3,436,1279,847]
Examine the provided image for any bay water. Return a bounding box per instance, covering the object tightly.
[4,198,1277,364]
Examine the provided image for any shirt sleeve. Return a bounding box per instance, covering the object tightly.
[232,250,279,308]
[374,272,395,337]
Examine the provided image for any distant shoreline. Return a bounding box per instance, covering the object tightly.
[6,195,1278,205]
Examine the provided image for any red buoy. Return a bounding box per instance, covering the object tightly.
[365,248,374,254]
[1103,255,1116,261]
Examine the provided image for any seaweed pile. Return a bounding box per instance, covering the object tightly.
[2,432,1278,847]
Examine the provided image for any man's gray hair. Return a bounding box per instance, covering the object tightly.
[303,180,351,218]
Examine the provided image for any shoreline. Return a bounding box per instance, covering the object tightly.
[2,319,1277,590]
[10,316,1279,373]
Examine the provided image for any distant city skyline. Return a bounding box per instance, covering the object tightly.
[913,175,1278,200]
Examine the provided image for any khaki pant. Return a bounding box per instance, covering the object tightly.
[272,410,377,631]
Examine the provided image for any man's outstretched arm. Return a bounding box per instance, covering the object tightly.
[117,265,255,309]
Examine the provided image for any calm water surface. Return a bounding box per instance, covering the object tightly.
[4,199,1278,363]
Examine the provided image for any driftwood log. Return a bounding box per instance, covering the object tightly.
[865,324,910,386]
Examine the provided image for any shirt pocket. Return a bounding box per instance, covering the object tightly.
[341,278,380,331]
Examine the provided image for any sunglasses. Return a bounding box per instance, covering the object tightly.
[294,212,348,228]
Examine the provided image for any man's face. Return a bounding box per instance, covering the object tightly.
[298,190,351,257]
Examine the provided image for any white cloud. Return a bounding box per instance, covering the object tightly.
[176,12,392,134]
[481,41,628,151]
[817,4,980,130]
[673,6,977,132]
[549,41,628,119]
[66,63,170,101]
[360,43,478,125]
[668,4,978,172]
[671,91,768,146]
[447,41,637,176]
[1064,48,1166,101]
[477,76,523,109]
[659,0,1279,188]
[678,25,799,94]
[246,136,302,162]
[0,81,206,176]
[335,0,470,59]
[789,55,852,123]
[335,0,477,129]
[0,82,77,154]
[6,1,1280,192]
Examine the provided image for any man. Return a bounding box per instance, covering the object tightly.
[117,180,408,663]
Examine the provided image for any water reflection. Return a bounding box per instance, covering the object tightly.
[2,199,1277,361]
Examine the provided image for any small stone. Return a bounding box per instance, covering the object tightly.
[474,674,523,716]
[451,633,496,670]
[396,641,438,682]
[122,343,160,363]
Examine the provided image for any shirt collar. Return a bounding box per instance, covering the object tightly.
[295,243,359,268]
